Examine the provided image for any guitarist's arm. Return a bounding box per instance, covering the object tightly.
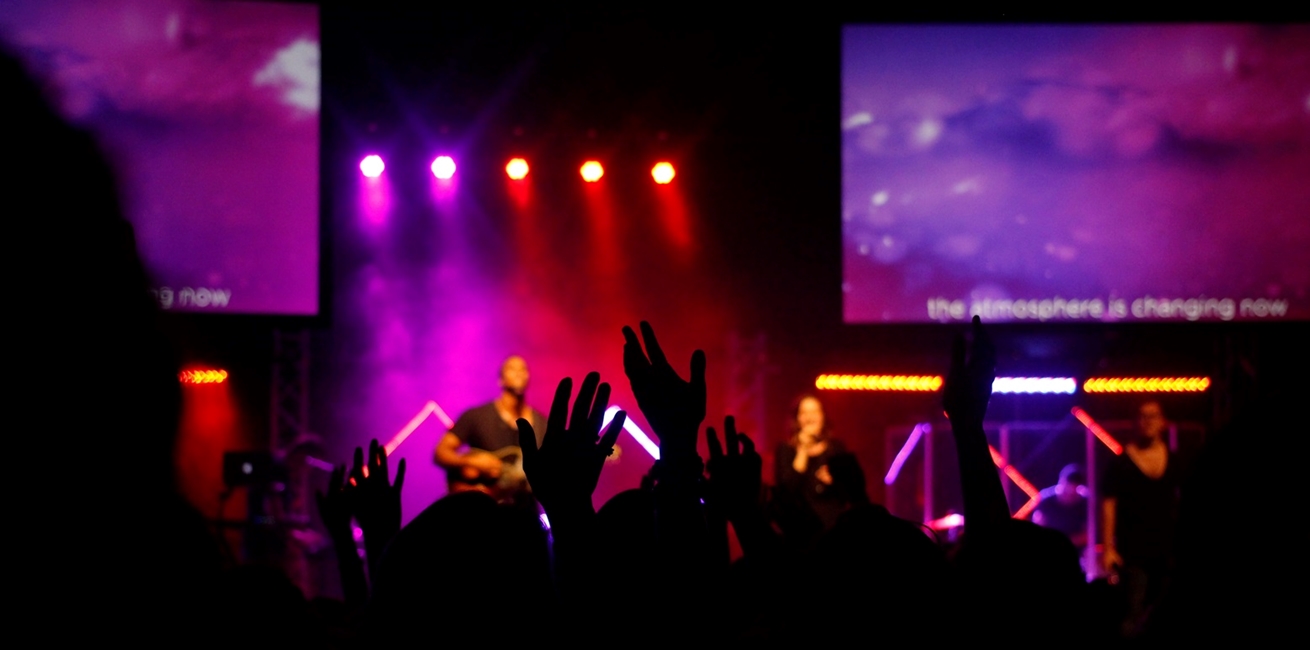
[434,432,502,474]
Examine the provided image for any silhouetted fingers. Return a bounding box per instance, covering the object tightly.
[547,377,572,438]
[622,326,649,376]
[350,446,366,482]
[971,315,997,373]
[590,381,612,436]
[706,426,724,463]
[393,458,406,493]
[599,410,625,455]
[372,439,389,483]
[739,432,756,457]
[518,419,539,470]
[724,415,739,457]
[330,465,346,493]
[639,321,669,368]
[572,372,601,432]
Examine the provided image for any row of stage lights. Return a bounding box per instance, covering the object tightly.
[359,155,678,184]
[814,374,1212,394]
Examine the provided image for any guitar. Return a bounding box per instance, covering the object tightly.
[447,444,624,503]
[448,446,530,503]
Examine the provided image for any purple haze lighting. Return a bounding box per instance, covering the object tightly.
[884,422,928,485]
[603,405,660,460]
[431,155,457,180]
[991,377,1077,394]
[360,154,385,178]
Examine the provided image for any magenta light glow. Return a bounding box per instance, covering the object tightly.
[360,154,385,178]
[992,377,1077,394]
[603,405,659,460]
[431,156,457,180]
[884,422,929,485]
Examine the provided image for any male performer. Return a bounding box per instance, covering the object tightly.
[434,355,547,504]
[1033,464,1089,550]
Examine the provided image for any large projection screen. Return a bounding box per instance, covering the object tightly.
[842,25,1310,324]
[1,0,321,316]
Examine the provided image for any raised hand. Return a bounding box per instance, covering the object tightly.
[350,439,406,550]
[944,315,996,428]
[622,321,706,463]
[705,416,762,522]
[315,464,354,543]
[316,463,367,608]
[942,316,1009,530]
[518,372,626,517]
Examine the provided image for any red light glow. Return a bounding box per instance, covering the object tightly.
[179,369,228,384]
[580,160,604,182]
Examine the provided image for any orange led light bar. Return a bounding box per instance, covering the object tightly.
[815,374,944,392]
[1082,377,1210,393]
[179,369,228,384]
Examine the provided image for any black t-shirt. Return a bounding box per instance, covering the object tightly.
[771,439,857,541]
[1104,449,1181,564]
[450,402,546,452]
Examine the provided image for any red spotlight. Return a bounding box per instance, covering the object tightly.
[431,155,456,180]
[506,157,529,180]
[651,162,675,184]
[580,160,604,182]
[359,155,385,178]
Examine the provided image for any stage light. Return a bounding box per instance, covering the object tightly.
[1082,377,1210,393]
[359,155,385,178]
[431,156,457,180]
[884,423,929,485]
[926,513,964,530]
[1072,407,1124,455]
[179,369,228,384]
[815,374,943,392]
[992,377,1077,394]
[988,444,1041,519]
[651,162,676,184]
[506,157,529,180]
[382,400,456,456]
[580,160,604,182]
[603,405,659,460]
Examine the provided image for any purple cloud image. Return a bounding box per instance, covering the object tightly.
[1,0,320,314]
[842,25,1310,323]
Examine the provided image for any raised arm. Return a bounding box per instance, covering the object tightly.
[943,316,1009,537]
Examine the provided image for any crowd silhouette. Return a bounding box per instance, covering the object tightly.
[8,45,1306,646]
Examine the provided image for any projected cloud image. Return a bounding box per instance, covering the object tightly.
[842,25,1310,323]
[1,0,320,315]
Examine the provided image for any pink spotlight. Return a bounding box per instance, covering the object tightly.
[884,423,929,485]
[602,405,659,460]
[360,155,385,178]
[431,155,457,180]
